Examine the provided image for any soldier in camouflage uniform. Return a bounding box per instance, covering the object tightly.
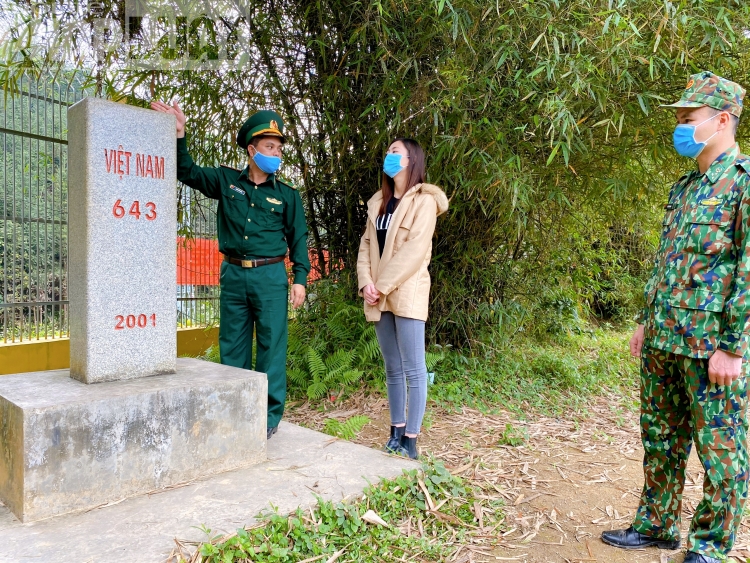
[601,73,750,563]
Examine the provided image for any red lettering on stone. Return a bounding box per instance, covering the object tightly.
[115,313,156,330]
[155,156,164,179]
[104,148,116,173]
[116,145,125,178]
[117,149,165,180]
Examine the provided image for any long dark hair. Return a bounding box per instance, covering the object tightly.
[379,138,426,215]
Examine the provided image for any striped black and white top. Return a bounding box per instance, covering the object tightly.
[376,196,400,257]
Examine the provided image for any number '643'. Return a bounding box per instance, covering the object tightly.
[112,200,157,220]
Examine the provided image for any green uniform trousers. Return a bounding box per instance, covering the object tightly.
[633,347,749,559]
[219,260,289,428]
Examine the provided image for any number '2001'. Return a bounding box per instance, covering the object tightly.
[115,314,156,330]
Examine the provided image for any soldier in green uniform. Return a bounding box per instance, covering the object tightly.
[151,101,310,439]
[601,73,750,563]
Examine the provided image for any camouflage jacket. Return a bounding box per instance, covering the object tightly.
[640,144,750,359]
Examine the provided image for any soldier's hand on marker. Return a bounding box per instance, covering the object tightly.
[150,100,186,138]
[363,284,380,306]
[629,324,645,358]
[708,349,743,386]
[290,284,306,309]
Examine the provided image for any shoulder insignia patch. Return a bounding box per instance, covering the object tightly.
[277,176,297,190]
[220,164,241,172]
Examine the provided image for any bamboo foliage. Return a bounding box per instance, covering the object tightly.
[2,0,750,343]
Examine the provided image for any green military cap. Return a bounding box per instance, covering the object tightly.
[236,110,286,149]
[661,71,745,117]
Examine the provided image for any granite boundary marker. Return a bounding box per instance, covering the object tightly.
[68,98,178,384]
[0,98,268,522]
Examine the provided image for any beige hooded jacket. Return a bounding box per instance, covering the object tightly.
[357,183,449,322]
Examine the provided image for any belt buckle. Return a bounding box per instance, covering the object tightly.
[241,259,253,268]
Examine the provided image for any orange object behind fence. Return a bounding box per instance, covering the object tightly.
[177,237,221,285]
[177,237,330,285]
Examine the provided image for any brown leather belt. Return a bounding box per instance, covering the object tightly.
[223,255,286,268]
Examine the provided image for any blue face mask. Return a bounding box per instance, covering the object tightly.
[252,149,281,174]
[673,113,720,159]
[383,153,406,178]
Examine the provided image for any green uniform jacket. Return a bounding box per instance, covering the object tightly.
[176,135,310,286]
[640,143,750,358]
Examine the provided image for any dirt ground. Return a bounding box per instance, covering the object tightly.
[287,391,750,563]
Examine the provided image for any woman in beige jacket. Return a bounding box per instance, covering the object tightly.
[357,138,449,459]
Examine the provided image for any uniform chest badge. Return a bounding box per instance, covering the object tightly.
[266,197,282,205]
[229,185,246,195]
[699,197,722,206]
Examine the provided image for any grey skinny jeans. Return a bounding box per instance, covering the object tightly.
[374,312,428,435]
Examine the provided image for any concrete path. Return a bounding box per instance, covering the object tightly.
[0,421,417,563]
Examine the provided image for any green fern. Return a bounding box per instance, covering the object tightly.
[285,280,386,401]
[307,381,328,400]
[355,326,380,365]
[306,347,327,379]
[426,350,445,371]
[287,322,307,356]
[325,349,356,372]
[324,365,348,383]
[323,415,370,440]
[341,369,364,385]
[325,316,352,343]
[287,368,307,386]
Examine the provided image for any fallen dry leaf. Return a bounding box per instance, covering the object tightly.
[361,509,388,527]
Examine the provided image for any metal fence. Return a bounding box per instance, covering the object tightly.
[1,73,221,344]
[176,188,221,329]
[1,74,81,343]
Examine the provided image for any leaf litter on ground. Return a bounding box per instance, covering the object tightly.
[166,387,750,562]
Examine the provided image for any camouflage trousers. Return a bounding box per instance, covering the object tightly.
[633,347,749,559]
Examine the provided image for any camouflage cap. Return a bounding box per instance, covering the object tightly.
[661,71,745,117]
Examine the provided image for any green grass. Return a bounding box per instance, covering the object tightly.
[497,423,528,446]
[428,328,639,417]
[198,326,639,418]
[193,461,504,563]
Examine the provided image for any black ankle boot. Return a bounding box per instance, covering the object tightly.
[384,425,406,453]
[396,435,419,459]
[683,552,722,563]
[601,526,680,550]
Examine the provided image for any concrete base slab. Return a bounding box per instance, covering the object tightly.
[0,421,418,563]
[0,358,267,522]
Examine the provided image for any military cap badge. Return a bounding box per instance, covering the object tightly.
[661,71,745,117]
[236,110,287,149]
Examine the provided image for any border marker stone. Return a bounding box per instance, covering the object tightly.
[68,98,178,383]
[0,98,268,522]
